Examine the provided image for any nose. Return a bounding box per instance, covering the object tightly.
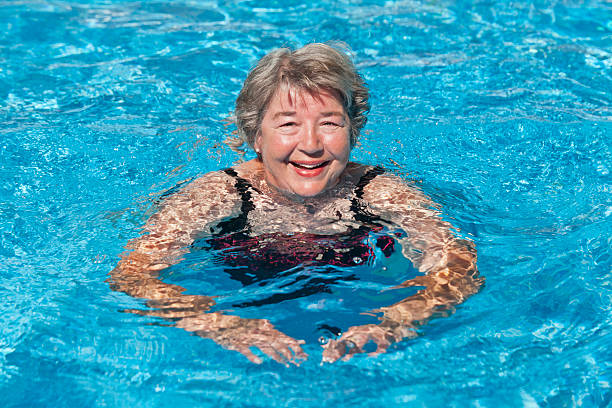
[299,124,323,155]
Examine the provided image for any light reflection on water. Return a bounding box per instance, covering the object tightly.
[1,0,611,406]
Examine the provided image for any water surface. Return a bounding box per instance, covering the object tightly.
[1,0,611,406]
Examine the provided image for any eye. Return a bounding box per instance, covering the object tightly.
[322,121,340,127]
[279,122,297,127]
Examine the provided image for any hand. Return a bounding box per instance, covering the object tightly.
[322,324,394,363]
[322,323,416,363]
[177,313,308,366]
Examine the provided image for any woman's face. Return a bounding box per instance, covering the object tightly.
[255,89,351,197]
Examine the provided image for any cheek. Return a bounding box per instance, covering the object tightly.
[324,133,351,157]
[261,136,295,160]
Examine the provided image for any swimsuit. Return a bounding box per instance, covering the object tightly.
[191,166,396,307]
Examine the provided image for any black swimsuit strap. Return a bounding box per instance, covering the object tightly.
[213,166,385,235]
[213,168,256,235]
[350,166,386,226]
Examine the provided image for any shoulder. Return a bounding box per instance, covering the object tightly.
[231,159,263,180]
[188,169,237,190]
[357,166,432,208]
[173,169,238,202]
[152,169,240,218]
[341,162,383,186]
[145,169,242,232]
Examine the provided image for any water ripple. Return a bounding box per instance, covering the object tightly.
[1,0,611,406]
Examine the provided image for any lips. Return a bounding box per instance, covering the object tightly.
[291,161,328,169]
[289,160,329,177]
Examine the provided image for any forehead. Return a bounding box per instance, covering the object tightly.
[267,88,345,112]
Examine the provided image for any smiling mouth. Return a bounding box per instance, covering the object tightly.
[290,161,329,170]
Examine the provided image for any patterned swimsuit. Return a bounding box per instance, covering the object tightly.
[191,166,396,307]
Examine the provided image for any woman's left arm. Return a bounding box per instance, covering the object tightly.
[323,173,484,362]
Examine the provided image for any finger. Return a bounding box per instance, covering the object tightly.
[257,344,287,366]
[324,336,363,362]
[265,331,307,364]
[341,339,365,361]
[321,339,346,363]
[264,340,307,366]
[369,332,392,351]
[233,346,263,365]
[338,327,385,361]
[367,338,390,357]
[269,342,295,365]
[276,339,308,365]
[287,341,308,362]
[341,353,355,362]
[340,332,368,351]
[368,347,388,358]
[361,327,394,357]
[122,308,153,316]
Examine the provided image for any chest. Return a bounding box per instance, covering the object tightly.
[245,193,364,235]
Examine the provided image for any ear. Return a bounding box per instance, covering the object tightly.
[254,132,262,155]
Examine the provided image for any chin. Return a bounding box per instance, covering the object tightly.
[290,183,329,198]
[295,190,322,198]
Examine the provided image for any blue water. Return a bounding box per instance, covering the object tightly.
[1,0,611,406]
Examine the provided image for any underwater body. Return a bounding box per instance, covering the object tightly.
[1,0,611,407]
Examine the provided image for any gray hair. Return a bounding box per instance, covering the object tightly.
[227,43,370,154]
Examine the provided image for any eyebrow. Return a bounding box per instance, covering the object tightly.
[271,111,345,120]
[320,111,345,118]
[272,111,296,119]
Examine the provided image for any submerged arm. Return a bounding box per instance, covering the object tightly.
[109,172,233,316]
[323,174,483,361]
[109,172,306,365]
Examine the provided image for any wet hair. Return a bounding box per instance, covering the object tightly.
[226,42,370,155]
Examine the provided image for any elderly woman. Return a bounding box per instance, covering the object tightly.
[110,43,483,365]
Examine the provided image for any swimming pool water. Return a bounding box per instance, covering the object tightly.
[1,0,610,406]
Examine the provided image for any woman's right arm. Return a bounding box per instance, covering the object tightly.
[108,171,307,365]
[109,171,236,314]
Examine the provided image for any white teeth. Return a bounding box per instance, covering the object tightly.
[293,162,326,169]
